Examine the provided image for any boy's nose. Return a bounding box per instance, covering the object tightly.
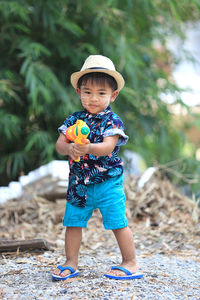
[90,94,98,101]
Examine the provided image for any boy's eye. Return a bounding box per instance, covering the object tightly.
[99,92,106,96]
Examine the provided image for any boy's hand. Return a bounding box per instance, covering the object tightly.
[68,143,80,161]
[72,139,90,157]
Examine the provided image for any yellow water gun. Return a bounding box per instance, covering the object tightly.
[65,120,90,162]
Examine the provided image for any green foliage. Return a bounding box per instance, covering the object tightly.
[0,0,200,189]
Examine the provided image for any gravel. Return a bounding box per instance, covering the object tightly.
[0,248,199,300]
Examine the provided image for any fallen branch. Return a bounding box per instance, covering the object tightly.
[0,239,55,252]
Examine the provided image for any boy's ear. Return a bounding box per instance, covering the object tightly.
[110,90,119,103]
[76,88,81,98]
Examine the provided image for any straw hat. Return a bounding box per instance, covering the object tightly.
[70,55,125,91]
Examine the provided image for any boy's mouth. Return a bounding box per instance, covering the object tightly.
[89,104,98,108]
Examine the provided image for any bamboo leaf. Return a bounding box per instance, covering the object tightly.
[58,19,85,37]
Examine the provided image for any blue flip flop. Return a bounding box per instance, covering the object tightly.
[52,265,79,281]
[104,266,143,280]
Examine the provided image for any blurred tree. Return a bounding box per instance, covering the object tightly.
[0,0,200,187]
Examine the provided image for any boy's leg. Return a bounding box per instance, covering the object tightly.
[106,226,139,276]
[53,226,82,277]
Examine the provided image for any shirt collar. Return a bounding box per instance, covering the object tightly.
[85,105,111,119]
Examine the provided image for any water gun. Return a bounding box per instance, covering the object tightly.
[65,120,90,162]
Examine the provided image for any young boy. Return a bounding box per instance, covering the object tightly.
[52,55,143,280]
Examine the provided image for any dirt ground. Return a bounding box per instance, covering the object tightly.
[0,173,200,299]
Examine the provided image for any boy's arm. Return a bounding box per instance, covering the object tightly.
[56,133,79,161]
[72,135,119,157]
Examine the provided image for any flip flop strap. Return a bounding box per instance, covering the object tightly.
[57,265,75,274]
[111,266,132,275]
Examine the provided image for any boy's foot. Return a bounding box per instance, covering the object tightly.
[53,262,77,278]
[104,263,143,279]
[52,265,79,281]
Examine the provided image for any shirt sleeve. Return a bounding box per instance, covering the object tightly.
[103,114,129,146]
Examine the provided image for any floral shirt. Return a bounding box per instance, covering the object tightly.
[58,105,128,207]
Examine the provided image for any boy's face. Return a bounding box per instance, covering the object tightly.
[76,80,118,114]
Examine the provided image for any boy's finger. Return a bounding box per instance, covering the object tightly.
[84,139,90,144]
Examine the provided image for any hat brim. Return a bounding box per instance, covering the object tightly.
[70,69,125,91]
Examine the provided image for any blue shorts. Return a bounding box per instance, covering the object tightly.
[63,175,128,230]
